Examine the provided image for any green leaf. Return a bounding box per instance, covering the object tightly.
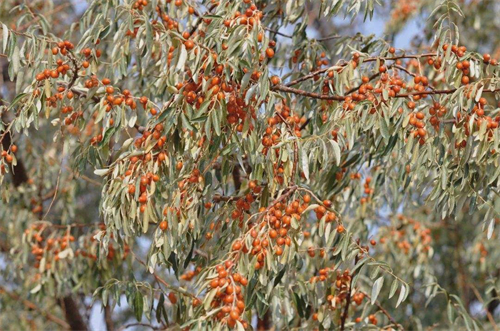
[134,291,144,321]
[2,24,8,53]
[177,44,188,71]
[396,284,407,308]
[371,276,384,304]
[330,140,341,166]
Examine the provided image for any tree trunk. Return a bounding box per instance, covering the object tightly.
[58,297,88,331]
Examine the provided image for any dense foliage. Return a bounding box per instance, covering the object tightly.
[1,0,500,330]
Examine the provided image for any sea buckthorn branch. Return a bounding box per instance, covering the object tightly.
[273,83,500,101]
[263,27,292,39]
[340,255,359,331]
[359,291,402,329]
[272,84,345,101]
[133,252,198,300]
[285,53,437,87]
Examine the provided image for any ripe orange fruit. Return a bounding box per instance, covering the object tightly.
[265,48,275,58]
[184,40,195,50]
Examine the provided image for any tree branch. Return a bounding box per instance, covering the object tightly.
[360,291,402,329]
[273,84,500,101]
[285,53,437,87]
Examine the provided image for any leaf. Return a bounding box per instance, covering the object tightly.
[204,289,217,310]
[2,24,8,53]
[30,284,42,294]
[134,291,144,321]
[487,218,495,239]
[447,300,455,323]
[475,85,484,102]
[236,321,245,331]
[396,284,407,307]
[371,276,384,304]
[301,148,309,180]
[389,279,398,299]
[12,45,20,76]
[273,267,287,287]
[330,140,341,165]
[176,44,187,71]
[94,168,109,176]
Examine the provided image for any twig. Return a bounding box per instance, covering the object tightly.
[188,4,217,35]
[31,220,102,229]
[340,255,359,331]
[316,34,342,41]
[469,283,499,331]
[272,84,345,101]
[132,253,197,299]
[118,322,164,331]
[360,291,403,330]
[264,27,293,38]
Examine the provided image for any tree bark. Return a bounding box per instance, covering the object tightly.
[58,297,88,331]
[104,301,115,331]
[257,311,271,331]
[1,127,29,186]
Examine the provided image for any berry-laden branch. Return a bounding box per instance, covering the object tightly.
[360,291,402,330]
[285,53,437,87]
[340,255,359,331]
[273,83,500,101]
[272,84,345,100]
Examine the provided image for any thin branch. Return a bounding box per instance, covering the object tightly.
[340,256,359,331]
[31,220,102,229]
[213,194,241,203]
[188,4,217,35]
[469,284,499,331]
[118,322,163,331]
[316,34,342,41]
[272,84,345,101]
[132,253,197,299]
[360,291,403,330]
[264,27,293,38]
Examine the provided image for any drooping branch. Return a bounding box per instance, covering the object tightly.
[340,256,358,331]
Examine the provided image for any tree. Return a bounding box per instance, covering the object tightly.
[1,0,500,330]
